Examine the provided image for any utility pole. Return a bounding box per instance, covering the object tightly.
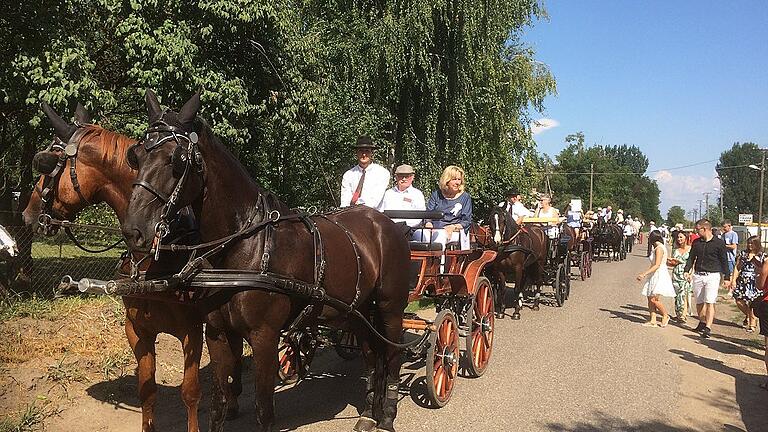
[698,199,703,221]
[702,192,711,219]
[759,151,766,239]
[589,163,594,210]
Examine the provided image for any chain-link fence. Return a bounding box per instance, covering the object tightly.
[0,210,126,302]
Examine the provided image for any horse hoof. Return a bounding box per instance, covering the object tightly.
[353,417,377,432]
[532,305,540,311]
[511,313,520,320]
[225,404,239,420]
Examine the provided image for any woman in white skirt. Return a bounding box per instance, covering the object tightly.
[636,231,676,327]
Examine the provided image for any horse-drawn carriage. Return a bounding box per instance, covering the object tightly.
[35,92,501,431]
[520,217,572,307]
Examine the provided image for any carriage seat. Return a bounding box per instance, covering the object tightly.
[409,241,443,251]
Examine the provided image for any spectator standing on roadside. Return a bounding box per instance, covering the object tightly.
[729,235,765,333]
[753,254,768,390]
[684,218,732,339]
[722,220,739,274]
[637,231,675,327]
[668,231,692,322]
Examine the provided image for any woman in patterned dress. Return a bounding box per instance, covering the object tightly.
[730,235,765,332]
[667,231,692,323]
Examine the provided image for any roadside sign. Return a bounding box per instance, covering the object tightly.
[739,213,754,224]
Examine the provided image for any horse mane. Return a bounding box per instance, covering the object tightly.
[193,117,291,213]
[78,124,136,168]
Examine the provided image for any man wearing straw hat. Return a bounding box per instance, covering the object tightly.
[340,135,390,209]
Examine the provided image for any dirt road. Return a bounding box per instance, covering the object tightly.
[6,249,767,431]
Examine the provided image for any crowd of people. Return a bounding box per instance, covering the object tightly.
[637,218,768,389]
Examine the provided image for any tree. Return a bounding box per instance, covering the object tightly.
[0,0,555,217]
[716,142,765,222]
[666,206,686,226]
[546,133,661,222]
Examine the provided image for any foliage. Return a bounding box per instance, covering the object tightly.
[0,0,555,220]
[666,205,687,227]
[545,132,661,222]
[716,142,766,222]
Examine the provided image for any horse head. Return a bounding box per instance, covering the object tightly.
[123,90,207,252]
[488,206,517,247]
[23,102,137,234]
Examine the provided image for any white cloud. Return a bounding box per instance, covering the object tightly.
[531,118,559,135]
[654,170,719,217]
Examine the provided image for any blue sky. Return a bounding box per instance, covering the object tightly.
[523,1,768,217]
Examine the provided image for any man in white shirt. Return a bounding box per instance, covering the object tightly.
[340,136,391,209]
[500,190,532,225]
[378,164,426,227]
[615,209,624,224]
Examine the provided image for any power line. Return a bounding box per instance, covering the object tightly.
[542,159,752,176]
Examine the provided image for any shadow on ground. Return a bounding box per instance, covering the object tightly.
[544,411,701,431]
[669,348,767,432]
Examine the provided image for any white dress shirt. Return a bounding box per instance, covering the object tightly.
[510,201,533,223]
[340,163,391,209]
[378,186,426,227]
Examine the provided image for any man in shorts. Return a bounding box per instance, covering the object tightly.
[684,218,732,338]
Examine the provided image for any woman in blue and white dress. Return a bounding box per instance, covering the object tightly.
[730,235,766,332]
[419,165,473,250]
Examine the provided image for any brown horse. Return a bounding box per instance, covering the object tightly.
[482,206,548,320]
[21,103,241,432]
[121,90,411,432]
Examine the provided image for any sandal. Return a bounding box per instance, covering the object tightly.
[747,326,756,333]
[743,318,749,328]
[660,316,670,327]
[642,322,658,327]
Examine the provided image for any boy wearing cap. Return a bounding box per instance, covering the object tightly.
[378,164,426,227]
[340,135,391,209]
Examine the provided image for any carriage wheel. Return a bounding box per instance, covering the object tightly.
[426,309,459,407]
[565,265,572,300]
[554,263,567,307]
[464,277,494,377]
[620,242,627,261]
[579,251,587,281]
[586,249,593,278]
[334,331,360,360]
[277,334,315,384]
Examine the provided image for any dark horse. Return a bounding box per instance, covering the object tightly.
[122,91,410,432]
[593,220,624,261]
[482,206,547,320]
[21,103,235,432]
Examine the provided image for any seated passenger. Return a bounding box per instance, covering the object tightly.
[502,189,532,225]
[418,165,473,250]
[378,164,426,228]
[534,194,560,237]
[566,199,583,239]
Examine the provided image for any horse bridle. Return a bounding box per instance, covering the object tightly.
[34,125,91,230]
[128,120,204,261]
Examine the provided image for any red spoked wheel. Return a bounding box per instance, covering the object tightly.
[277,339,299,384]
[426,309,459,408]
[277,334,314,384]
[464,277,494,377]
[579,251,587,281]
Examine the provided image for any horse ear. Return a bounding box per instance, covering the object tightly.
[178,91,201,128]
[74,103,92,124]
[41,102,77,140]
[145,89,162,124]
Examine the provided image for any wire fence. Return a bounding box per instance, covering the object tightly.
[0,211,126,303]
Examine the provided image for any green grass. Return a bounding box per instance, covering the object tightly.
[0,401,57,432]
[0,295,123,322]
[31,243,123,259]
[406,297,436,313]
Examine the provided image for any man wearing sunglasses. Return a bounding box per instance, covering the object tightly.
[684,219,732,338]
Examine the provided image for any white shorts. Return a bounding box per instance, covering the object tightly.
[692,272,721,304]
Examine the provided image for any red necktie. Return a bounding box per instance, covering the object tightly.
[350,169,366,205]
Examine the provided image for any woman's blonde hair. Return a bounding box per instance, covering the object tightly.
[439,165,465,194]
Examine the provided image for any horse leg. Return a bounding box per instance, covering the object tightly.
[178,322,203,432]
[248,329,279,432]
[353,339,378,432]
[225,330,243,419]
[124,317,158,432]
[205,324,241,432]
[512,264,523,320]
[495,271,507,319]
[371,307,405,432]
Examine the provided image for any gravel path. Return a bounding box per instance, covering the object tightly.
[42,248,766,431]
